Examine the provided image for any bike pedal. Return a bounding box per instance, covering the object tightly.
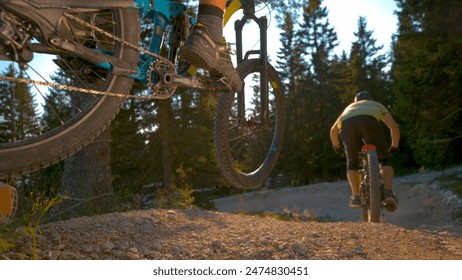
[0,182,18,224]
[217,76,233,91]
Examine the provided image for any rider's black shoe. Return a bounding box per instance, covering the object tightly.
[349,195,361,209]
[383,189,398,212]
[178,24,243,92]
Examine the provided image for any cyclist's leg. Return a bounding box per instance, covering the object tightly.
[359,117,394,189]
[346,170,361,208]
[339,118,362,207]
[201,0,226,10]
[380,161,394,190]
[178,0,243,91]
[197,1,226,40]
[380,162,397,211]
[360,117,398,209]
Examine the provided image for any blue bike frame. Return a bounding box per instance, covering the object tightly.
[1,0,189,84]
[1,0,245,87]
[131,0,188,84]
[89,0,189,84]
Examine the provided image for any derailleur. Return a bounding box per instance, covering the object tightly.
[0,9,34,69]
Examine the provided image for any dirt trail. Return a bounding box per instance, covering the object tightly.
[2,208,462,260]
[214,166,462,234]
[1,167,461,260]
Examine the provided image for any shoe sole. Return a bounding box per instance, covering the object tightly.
[178,47,221,77]
[178,45,242,92]
[384,198,398,212]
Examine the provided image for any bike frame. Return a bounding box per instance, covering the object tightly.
[0,0,284,189]
[1,0,187,80]
[0,0,259,89]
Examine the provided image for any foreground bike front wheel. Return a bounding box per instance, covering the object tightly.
[214,59,285,188]
[0,8,139,178]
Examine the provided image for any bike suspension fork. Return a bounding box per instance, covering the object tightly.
[234,11,270,129]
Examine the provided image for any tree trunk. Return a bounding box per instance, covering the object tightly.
[61,127,113,216]
[158,99,175,189]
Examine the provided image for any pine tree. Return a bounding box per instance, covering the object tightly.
[349,16,389,101]
[40,69,73,130]
[111,98,148,195]
[60,75,113,215]
[393,0,462,167]
[299,0,338,83]
[276,0,345,183]
[276,8,304,90]
[0,64,39,142]
[31,69,75,201]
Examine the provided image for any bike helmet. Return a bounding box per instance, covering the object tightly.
[354,91,372,102]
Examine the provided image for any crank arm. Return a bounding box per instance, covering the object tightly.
[162,73,232,91]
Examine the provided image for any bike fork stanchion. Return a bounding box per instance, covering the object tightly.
[234,5,271,129]
[258,15,269,129]
[234,10,247,126]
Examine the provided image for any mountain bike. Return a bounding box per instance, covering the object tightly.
[358,144,383,223]
[0,0,285,189]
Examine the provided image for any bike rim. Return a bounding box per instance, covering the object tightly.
[0,10,123,150]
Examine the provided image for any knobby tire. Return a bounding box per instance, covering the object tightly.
[366,150,382,222]
[0,8,139,178]
[214,59,285,188]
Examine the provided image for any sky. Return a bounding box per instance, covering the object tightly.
[224,0,399,61]
[324,0,398,55]
[2,1,399,85]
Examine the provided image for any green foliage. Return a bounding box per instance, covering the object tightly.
[111,99,150,194]
[392,0,462,169]
[240,207,330,223]
[41,69,73,130]
[276,0,390,184]
[0,216,18,257]
[21,195,63,259]
[349,16,390,100]
[0,64,39,143]
[434,172,462,197]
[154,165,196,209]
[0,190,64,259]
[0,238,14,253]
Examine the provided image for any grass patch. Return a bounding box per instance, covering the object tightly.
[239,209,336,223]
[433,173,462,197]
[433,170,462,219]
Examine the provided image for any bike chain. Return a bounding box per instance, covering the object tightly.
[0,12,175,100]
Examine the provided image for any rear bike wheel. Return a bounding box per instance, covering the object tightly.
[360,180,369,222]
[365,150,382,222]
[214,59,285,188]
[0,8,139,178]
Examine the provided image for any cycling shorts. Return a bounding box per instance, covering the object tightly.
[339,115,391,171]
